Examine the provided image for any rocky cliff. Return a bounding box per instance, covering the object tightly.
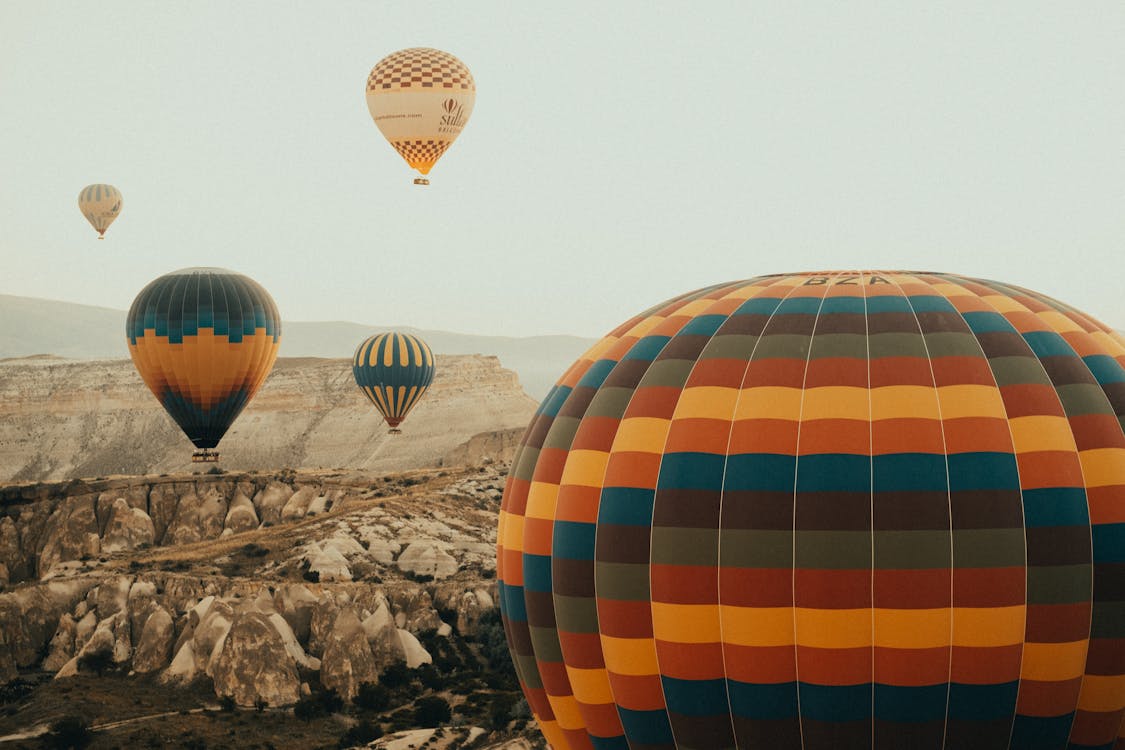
[0,355,537,483]
[442,428,528,469]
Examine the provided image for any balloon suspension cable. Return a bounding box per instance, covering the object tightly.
[191,449,220,463]
[413,178,430,186]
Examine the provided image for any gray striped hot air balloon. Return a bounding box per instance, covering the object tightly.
[78,183,123,239]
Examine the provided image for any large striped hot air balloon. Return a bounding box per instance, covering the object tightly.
[78,183,123,238]
[353,332,435,434]
[365,47,475,185]
[498,271,1125,750]
[126,267,281,462]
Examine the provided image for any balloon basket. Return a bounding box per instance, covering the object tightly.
[388,428,402,435]
[413,178,429,186]
[192,449,220,463]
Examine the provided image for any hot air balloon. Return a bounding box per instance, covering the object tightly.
[126,267,281,462]
[78,183,123,238]
[365,47,475,185]
[353,332,435,433]
[498,271,1125,750]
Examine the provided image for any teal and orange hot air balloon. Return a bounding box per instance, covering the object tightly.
[353,332,435,433]
[126,267,281,461]
[498,271,1125,750]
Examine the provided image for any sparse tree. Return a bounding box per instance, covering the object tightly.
[414,696,451,728]
[354,682,391,712]
[378,662,409,689]
[338,720,383,748]
[77,649,114,676]
[45,715,91,749]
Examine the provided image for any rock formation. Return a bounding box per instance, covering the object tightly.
[0,465,508,711]
[442,427,527,468]
[132,605,173,673]
[397,541,459,580]
[0,355,536,482]
[211,612,301,707]
[320,608,378,700]
[102,498,155,552]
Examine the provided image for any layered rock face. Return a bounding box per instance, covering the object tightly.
[0,355,537,483]
[0,468,507,707]
[442,427,528,468]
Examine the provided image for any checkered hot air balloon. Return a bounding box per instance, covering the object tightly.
[78,183,122,239]
[364,47,475,185]
[352,332,435,434]
[497,271,1125,750]
[126,268,281,462]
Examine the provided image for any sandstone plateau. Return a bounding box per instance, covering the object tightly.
[0,354,537,483]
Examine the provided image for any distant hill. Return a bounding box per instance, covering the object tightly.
[0,295,126,360]
[0,294,596,399]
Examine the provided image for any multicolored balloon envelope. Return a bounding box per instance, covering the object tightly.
[126,267,281,461]
[497,271,1125,750]
[365,47,475,184]
[353,332,435,433]
[78,183,123,238]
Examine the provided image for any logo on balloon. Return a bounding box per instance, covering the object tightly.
[439,98,467,134]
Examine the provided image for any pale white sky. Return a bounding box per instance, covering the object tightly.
[1,2,1123,337]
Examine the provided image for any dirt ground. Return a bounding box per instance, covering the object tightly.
[0,673,356,749]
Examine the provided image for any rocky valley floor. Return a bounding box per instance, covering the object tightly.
[0,465,545,749]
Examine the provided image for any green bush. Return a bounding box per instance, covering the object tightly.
[416,663,445,690]
[413,696,451,728]
[293,688,343,721]
[179,732,208,750]
[77,649,114,676]
[45,715,91,749]
[489,693,517,730]
[338,720,383,748]
[418,630,466,674]
[353,682,390,712]
[387,707,414,731]
[435,605,459,628]
[378,662,409,689]
[476,609,515,674]
[0,678,33,704]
